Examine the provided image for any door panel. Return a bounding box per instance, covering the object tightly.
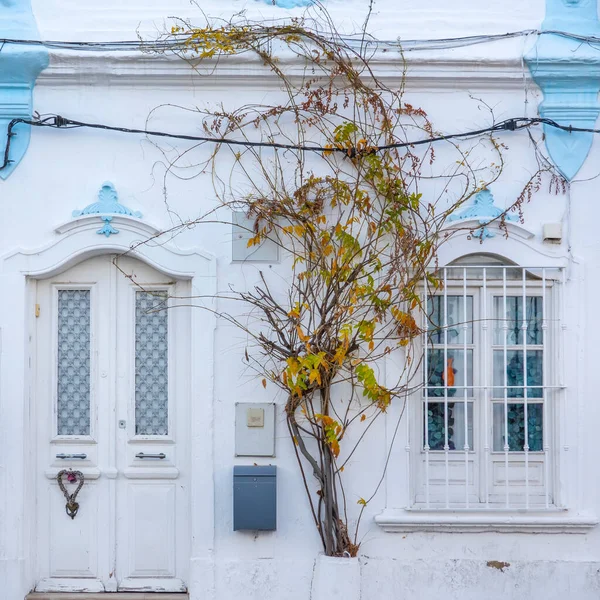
[35,257,111,592]
[114,256,189,591]
[126,483,177,577]
[34,255,189,593]
[48,483,100,578]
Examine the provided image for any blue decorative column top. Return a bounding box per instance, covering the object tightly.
[0,0,48,179]
[72,182,143,237]
[542,0,598,34]
[525,0,600,180]
[448,188,518,240]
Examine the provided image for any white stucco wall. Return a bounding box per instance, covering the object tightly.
[1,1,600,599]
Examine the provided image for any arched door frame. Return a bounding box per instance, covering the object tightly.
[0,216,217,600]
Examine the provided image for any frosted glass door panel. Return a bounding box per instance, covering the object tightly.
[57,289,91,436]
[135,291,169,436]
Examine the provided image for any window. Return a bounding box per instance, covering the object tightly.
[134,290,169,436]
[56,289,91,436]
[413,255,563,510]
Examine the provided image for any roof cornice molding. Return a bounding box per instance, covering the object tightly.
[37,50,536,89]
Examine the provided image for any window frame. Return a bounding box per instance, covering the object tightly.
[412,265,562,510]
[51,283,97,443]
[376,245,596,533]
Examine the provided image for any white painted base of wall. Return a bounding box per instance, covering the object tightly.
[26,595,187,600]
[0,558,27,600]
[185,558,600,600]
[311,555,360,600]
[360,559,600,600]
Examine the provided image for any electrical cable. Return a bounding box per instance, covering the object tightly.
[2,28,600,53]
[0,114,595,172]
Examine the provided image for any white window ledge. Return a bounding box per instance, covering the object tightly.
[375,510,598,534]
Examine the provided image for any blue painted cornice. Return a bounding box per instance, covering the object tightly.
[525,0,600,181]
[0,0,48,179]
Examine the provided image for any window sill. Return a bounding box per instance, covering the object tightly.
[375,510,598,534]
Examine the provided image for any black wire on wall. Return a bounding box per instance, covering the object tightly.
[1,114,596,172]
[2,28,600,53]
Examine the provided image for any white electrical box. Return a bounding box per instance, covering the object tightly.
[235,402,276,457]
[542,222,562,243]
[231,211,280,262]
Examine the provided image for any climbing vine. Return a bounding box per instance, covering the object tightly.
[146,9,551,556]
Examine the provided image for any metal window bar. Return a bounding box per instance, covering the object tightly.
[418,264,563,510]
[463,267,469,508]
[443,268,450,509]
[406,386,412,507]
[559,268,567,508]
[503,268,510,508]
[522,269,530,509]
[542,268,549,508]
[482,268,489,507]
[423,274,430,508]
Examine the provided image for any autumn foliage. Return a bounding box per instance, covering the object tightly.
[156,10,512,556]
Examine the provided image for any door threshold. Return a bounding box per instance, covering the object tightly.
[26,594,188,600]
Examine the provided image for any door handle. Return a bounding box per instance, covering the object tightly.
[135,452,166,460]
[56,453,87,460]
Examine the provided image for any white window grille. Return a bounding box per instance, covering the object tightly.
[411,256,565,510]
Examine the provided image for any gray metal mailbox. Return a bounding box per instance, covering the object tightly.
[233,465,277,531]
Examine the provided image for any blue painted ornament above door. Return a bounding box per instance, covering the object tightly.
[0,0,48,179]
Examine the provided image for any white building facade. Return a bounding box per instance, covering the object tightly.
[1,0,600,598]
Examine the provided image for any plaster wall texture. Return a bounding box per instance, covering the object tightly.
[1,1,600,599]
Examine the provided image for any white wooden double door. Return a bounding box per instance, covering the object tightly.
[34,255,190,593]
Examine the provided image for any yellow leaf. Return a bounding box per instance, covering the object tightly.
[247,234,261,248]
[308,369,322,385]
[333,346,346,365]
[357,498,367,506]
[262,378,267,389]
[296,325,310,342]
[360,414,366,422]
[330,438,340,458]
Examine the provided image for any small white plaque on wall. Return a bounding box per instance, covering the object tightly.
[235,402,276,457]
[231,211,279,262]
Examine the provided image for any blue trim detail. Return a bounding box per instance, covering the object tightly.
[525,0,600,181]
[0,1,49,179]
[542,0,598,35]
[96,216,120,238]
[448,189,518,240]
[72,182,143,238]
